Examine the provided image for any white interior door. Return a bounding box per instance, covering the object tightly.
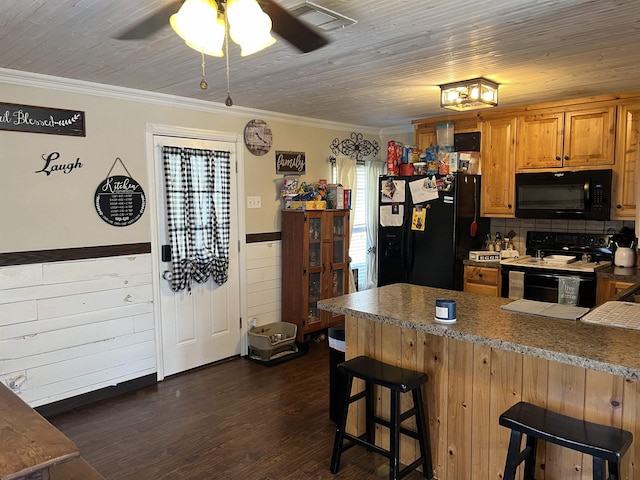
[153,134,241,377]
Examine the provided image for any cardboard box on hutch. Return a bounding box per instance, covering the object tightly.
[326,184,344,209]
[343,189,352,209]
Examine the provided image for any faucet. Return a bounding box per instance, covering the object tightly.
[535,249,545,260]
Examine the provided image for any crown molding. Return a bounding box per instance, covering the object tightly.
[0,68,408,136]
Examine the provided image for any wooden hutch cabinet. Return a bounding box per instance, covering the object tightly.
[281,209,350,342]
[515,106,616,171]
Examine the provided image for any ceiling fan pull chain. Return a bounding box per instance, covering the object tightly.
[224,9,233,107]
[200,52,208,90]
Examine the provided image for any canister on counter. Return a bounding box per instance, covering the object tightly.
[435,299,456,323]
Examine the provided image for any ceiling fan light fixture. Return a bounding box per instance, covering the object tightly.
[170,0,224,57]
[227,0,276,56]
[440,77,499,111]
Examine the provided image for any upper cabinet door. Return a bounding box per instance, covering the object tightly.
[515,112,564,170]
[613,103,640,220]
[516,106,615,171]
[563,106,616,167]
[480,116,517,217]
[415,125,437,151]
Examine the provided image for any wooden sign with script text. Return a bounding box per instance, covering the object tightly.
[276,151,305,174]
[0,102,85,136]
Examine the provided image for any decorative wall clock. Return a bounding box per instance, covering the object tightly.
[244,119,273,156]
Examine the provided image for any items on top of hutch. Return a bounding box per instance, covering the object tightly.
[279,175,351,210]
[281,209,350,342]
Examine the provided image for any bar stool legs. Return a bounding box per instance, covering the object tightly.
[500,402,633,480]
[330,356,433,480]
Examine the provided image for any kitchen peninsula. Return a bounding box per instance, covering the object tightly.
[319,284,640,480]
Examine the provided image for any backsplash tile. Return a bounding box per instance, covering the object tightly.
[488,218,635,255]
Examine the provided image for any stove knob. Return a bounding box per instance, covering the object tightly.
[588,236,595,244]
[598,237,605,244]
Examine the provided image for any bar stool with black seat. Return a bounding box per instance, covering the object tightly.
[499,401,633,480]
[330,355,433,480]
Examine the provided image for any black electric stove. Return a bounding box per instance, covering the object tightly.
[524,231,613,264]
[500,231,613,307]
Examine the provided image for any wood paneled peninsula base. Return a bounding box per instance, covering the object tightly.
[318,284,640,480]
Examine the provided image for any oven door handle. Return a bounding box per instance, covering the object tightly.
[507,270,590,281]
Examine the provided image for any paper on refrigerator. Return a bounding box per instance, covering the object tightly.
[409,176,439,204]
[379,205,405,227]
[380,179,405,203]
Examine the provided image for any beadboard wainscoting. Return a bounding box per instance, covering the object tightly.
[0,254,155,407]
[245,240,282,327]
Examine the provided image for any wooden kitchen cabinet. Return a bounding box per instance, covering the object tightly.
[595,277,635,305]
[414,116,480,151]
[479,115,517,217]
[415,123,437,151]
[515,106,616,171]
[612,102,640,220]
[281,209,350,342]
[463,265,501,297]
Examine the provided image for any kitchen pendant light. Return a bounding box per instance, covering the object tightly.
[440,77,499,111]
[170,0,275,58]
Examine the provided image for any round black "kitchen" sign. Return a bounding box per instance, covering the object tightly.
[95,175,146,227]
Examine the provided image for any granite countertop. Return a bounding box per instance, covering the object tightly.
[318,283,640,379]
[597,265,640,282]
[463,259,501,268]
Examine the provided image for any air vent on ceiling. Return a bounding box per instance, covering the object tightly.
[289,1,357,32]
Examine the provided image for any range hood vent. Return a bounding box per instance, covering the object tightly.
[289,1,357,31]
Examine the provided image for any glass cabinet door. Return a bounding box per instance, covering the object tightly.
[307,214,323,326]
[332,215,346,264]
[307,271,321,325]
[332,268,345,297]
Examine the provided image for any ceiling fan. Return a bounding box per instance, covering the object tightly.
[116,0,330,54]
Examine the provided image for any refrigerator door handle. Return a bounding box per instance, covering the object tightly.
[405,224,414,275]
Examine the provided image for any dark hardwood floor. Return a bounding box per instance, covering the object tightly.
[49,340,427,480]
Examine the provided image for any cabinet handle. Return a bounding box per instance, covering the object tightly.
[564,155,569,160]
[478,273,483,278]
[508,204,512,209]
[555,156,561,161]
[616,204,622,209]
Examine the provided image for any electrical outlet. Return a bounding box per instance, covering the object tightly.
[247,196,261,209]
[248,317,257,329]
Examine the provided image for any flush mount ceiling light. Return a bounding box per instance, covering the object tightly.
[440,77,499,111]
[170,0,276,57]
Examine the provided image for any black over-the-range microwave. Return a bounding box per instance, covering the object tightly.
[515,169,612,221]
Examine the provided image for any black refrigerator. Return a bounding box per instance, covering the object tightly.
[377,172,489,290]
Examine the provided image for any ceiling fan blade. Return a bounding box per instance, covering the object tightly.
[115,1,184,40]
[258,0,329,53]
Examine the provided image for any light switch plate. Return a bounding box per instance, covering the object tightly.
[247,196,261,209]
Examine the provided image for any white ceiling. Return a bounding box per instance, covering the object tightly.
[1,0,640,129]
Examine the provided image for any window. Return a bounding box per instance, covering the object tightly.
[332,162,366,290]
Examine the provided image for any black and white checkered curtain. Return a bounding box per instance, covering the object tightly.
[162,146,231,292]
